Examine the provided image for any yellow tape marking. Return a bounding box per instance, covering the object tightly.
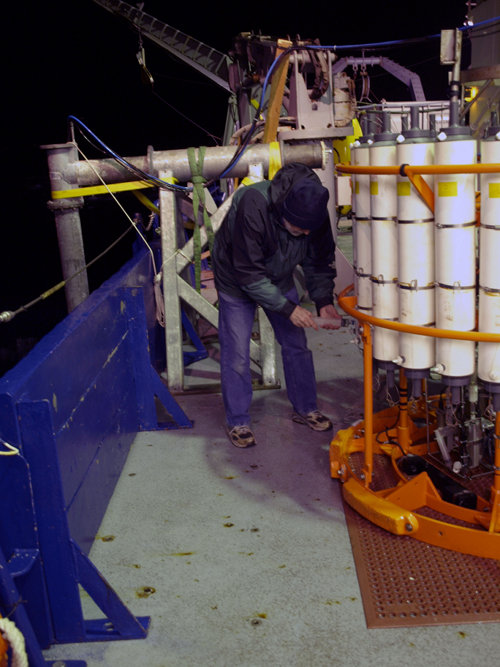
[268,141,282,180]
[489,182,500,199]
[438,181,458,197]
[370,180,379,196]
[397,181,411,197]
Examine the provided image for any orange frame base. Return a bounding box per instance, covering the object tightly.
[330,404,500,560]
[332,288,500,560]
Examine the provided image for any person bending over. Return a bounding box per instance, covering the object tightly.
[212,162,342,448]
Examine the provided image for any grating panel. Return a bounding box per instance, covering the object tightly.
[343,454,500,627]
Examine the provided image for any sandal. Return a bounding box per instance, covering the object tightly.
[292,410,332,432]
[227,425,257,448]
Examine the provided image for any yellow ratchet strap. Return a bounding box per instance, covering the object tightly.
[268,141,281,180]
[51,176,179,200]
[132,190,160,214]
[51,180,153,199]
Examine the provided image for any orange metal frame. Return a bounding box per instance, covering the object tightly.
[332,289,500,560]
[330,159,500,560]
[337,161,500,214]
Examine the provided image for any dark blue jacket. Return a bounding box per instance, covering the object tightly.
[212,163,336,318]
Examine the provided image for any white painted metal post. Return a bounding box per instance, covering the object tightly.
[44,142,89,312]
[158,163,280,392]
[257,308,278,386]
[159,171,184,391]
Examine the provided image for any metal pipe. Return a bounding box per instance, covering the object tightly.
[397,369,411,453]
[45,140,324,311]
[338,290,500,343]
[362,322,374,486]
[489,411,500,532]
[494,411,500,495]
[449,29,462,127]
[72,142,325,186]
[337,163,500,175]
[43,142,89,312]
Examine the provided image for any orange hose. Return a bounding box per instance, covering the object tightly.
[339,291,500,343]
[336,162,500,175]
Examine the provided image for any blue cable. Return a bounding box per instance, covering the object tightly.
[292,15,500,51]
[70,14,500,185]
[461,14,500,30]
[218,47,292,177]
[222,13,500,172]
[68,115,192,192]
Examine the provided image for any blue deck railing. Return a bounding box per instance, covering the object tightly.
[0,246,192,664]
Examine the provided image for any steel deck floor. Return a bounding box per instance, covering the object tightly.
[43,326,500,666]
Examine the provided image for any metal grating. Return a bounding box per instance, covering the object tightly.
[343,454,500,628]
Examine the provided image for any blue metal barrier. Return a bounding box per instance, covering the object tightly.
[0,247,193,663]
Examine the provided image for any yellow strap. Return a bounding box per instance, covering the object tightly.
[51,176,179,200]
[132,190,160,213]
[268,141,281,180]
[240,176,261,186]
[51,180,153,199]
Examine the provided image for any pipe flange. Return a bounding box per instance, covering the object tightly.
[47,196,84,211]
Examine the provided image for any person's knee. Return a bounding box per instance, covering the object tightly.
[282,346,313,363]
[222,349,250,377]
[281,331,308,353]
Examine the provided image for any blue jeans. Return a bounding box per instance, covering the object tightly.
[218,288,317,427]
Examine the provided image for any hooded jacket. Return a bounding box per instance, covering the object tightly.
[212,163,336,318]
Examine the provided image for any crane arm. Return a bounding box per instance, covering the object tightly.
[92,0,232,92]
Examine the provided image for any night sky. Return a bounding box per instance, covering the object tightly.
[1,0,469,372]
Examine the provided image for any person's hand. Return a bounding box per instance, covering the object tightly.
[315,304,343,330]
[289,305,319,330]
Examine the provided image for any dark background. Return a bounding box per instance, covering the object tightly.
[1,0,469,373]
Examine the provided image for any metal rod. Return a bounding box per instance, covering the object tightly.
[362,322,374,486]
[489,411,500,532]
[397,368,411,453]
[73,142,325,186]
[159,170,184,392]
[337,163,500,175]
[339,292,500,343]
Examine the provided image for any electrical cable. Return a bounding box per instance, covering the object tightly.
[75,142,159,276]
[0,439,20,456]
[0,225,134,324]
[8,18,495,324]
[68,116,191,193]
[463,15,500,31]
[316,15,500,51]
[68,13,500,189]
[68,15,500,200]
[151,88,222,145]
[210,21,465,174]
[0,143,160,324]
[216,45,296,178]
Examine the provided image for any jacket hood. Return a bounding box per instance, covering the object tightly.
[269,163,325,218]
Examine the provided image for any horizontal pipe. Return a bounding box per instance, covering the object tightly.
[339,287,500,343]
[71,142,325,186]
[336,163,500,176]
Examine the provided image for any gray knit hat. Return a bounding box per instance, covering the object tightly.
[282,178,329,230]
